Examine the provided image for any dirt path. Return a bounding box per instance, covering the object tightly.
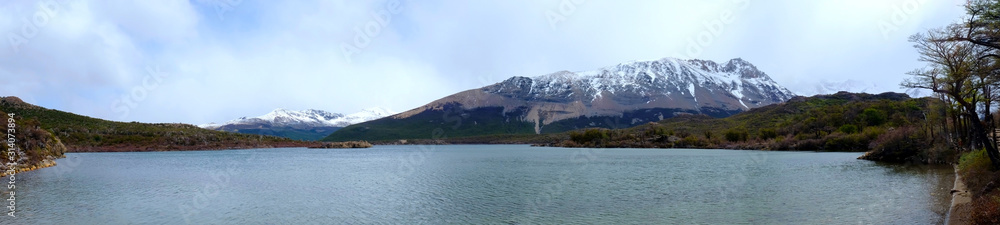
[947,165,972,225]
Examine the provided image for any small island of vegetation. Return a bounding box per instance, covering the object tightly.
[310,141,373,149]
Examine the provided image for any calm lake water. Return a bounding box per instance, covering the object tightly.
[2,145,954,224]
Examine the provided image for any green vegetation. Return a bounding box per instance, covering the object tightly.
[539,92,951,158]
[960,149,993,174]
[569,129,610,146]
[838,124,858,134]
[861,108,886,126]
[757,128,778,140]
[0,97,313,152]
[724,128,749,143]
[1,108,66,176]
[324,106,536,142]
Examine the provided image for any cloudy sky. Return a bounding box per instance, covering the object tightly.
[0,0,967,124]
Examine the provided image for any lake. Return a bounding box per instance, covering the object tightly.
[1,145,954,224]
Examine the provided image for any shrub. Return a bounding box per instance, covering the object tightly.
[569,131,584,143]
[862,108,887,126]
[816,131,829,139]
[861,126,886,140]
[570,129,609,145]
[859,126,934,163]
[678,135,707,147]
[959,149,992,174]
[792,139,824,150]
[771,135,793,150]
[838,124,859,134]
[922,141,956,165]
[959,149,999,194]
[758,128,778,140]
[724,128,749,142]
[822,133,868,151]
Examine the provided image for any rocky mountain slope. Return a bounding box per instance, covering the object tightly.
[325,57,796,142]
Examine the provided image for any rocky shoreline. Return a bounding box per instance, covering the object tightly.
[65,142,317,152]
[1,157,59,177]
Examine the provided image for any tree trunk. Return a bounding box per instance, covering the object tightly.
[972,117,1000,169]
[992,114,998,151]
[954,112,962,150]
[964,104,1000,169]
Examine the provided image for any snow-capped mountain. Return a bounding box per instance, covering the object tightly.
[327,57,797,141]
[334,108,396,126]
[201,108,395,141]
[201,108,395,129]
[482,57,795,111]
[393,57,794,132]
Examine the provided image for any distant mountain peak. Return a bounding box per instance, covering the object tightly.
[389,57,794,134]
[199,108,396,129]
[791,79,883,97]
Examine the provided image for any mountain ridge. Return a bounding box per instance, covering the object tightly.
[325,57,796,142]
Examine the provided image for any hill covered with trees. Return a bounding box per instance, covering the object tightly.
[0,96,315,152]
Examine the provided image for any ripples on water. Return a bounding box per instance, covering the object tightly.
[2,145,953,224]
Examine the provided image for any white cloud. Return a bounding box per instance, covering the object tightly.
[97,0,200,42]
[0,0,970,124]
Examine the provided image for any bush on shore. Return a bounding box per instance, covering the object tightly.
[857,126,953,164]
